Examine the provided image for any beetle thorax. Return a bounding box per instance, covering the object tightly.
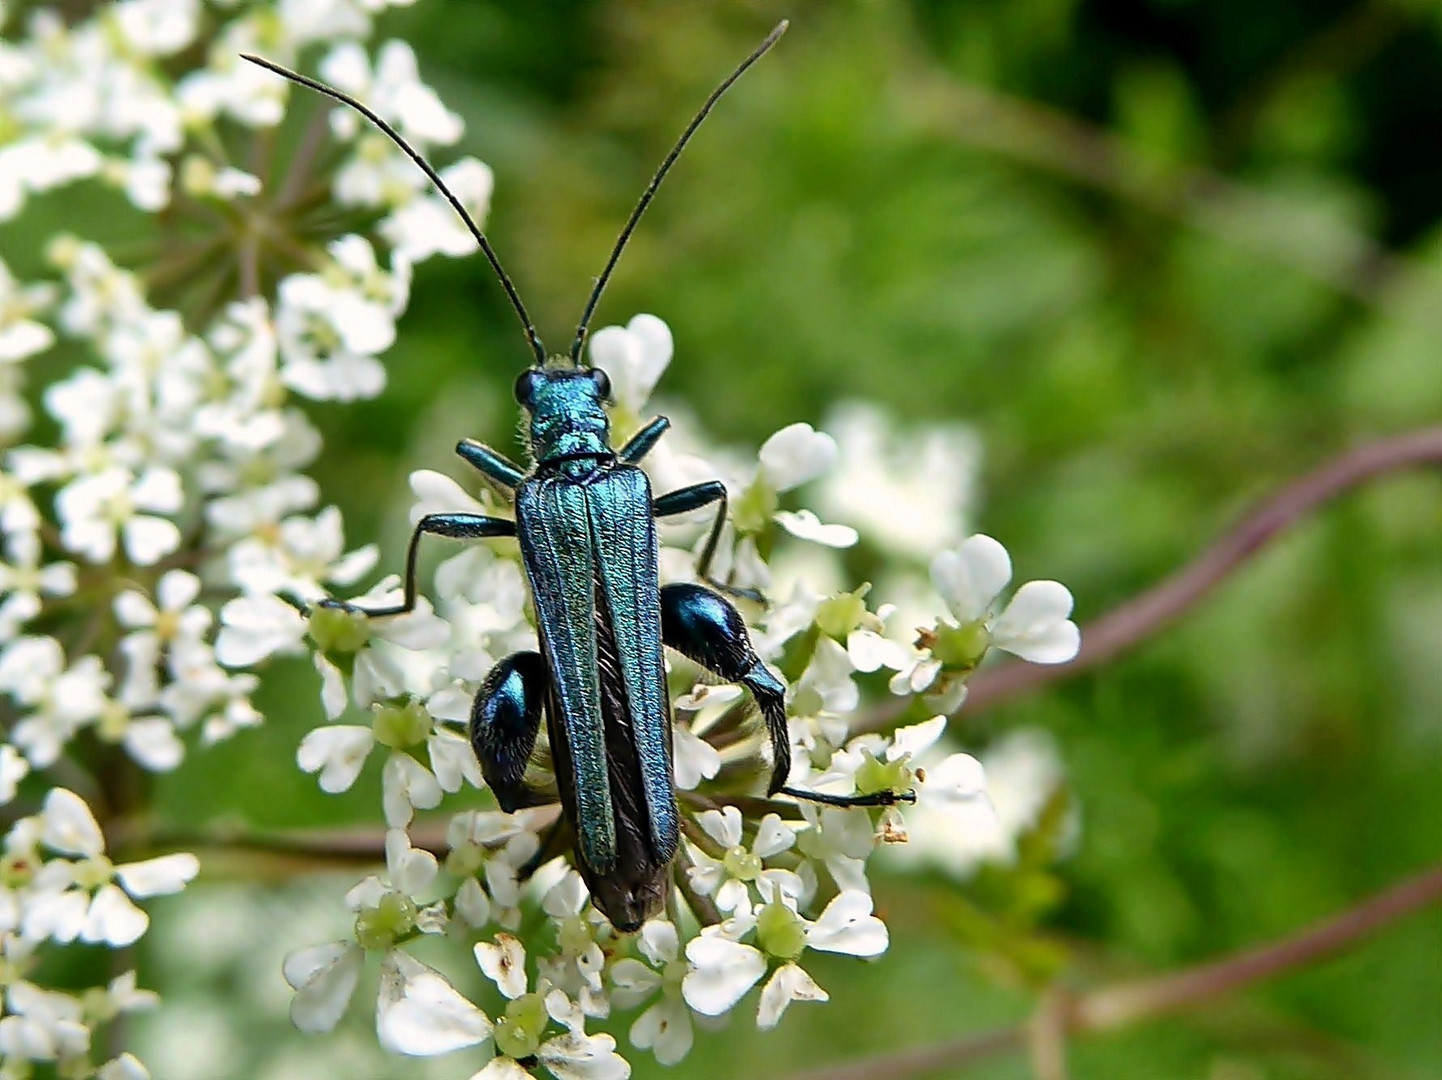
[516,367,613,467]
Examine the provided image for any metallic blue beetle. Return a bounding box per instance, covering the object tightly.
[246,23,909,931]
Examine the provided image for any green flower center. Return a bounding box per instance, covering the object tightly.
[372,701,431,749]
[756,900,807,960]
[354,891,417,950]
[308,603,370,655]
[73,855,114,890]
[732,479,778,535]
[722,845,763,881]
[929,619,991,672]
[854,749,911,798]
[494,992,547,1059]
[816,584,871,640]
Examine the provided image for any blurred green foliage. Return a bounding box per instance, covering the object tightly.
[13,0,1439,1075]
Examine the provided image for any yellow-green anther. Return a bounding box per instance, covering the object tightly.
[756,900,807,960]
[722,845,763,882]
[494,992,547,1059]
[308,603,370,655]
[354,892,418,951]
[372,701,431,749]
[732,479,778,535]
[930,619,990,672]
[854,749,910,797]
[815,583,872,640]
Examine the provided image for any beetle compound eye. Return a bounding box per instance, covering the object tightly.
[590,368,612,402]
[514,369,541,408]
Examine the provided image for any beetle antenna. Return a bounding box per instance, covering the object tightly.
[241,54,548,367]
[567,20,787,364]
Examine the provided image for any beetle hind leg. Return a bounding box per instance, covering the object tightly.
[660,583,914,808]
[470,651,550,812]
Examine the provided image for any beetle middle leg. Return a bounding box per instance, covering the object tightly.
[325,512,515,618]
[470,650,550,812]
[660,583,913,808]
[653,481,763,602]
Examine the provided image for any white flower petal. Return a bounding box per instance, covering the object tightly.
[847,629,909,673]
[474,933,528,1000]
[215,595,307,667]
[682,934,765,1016]
[696,805,743,849]
[672,723,721,790]
[757,963,828,1029]
[123,717,185,772]
[376,952,491,1056]
[759,423,837,492]
[297,725,375,793]
[774,510,858,548]
[991,580,1080,664]
[0,745,29,804]
[382,751,443,827]
[921,752,987,808]
[96,1053,150,1080]
[454,877,492,928]
[470,1059,533,1080]
[384,828,438,897]
[886,715,948,763]
[638,919,679,967]
[752,814,796,859]
[589,314,672,415]
[156,569,201,611]
[122,515,181,566]
[806,890,888,957]
[41,788,104,857]
[629,997,692,1064]
[931,534,1011,623]
[538,1030,631,1080]
[115,853,199,898]
[285,941,363,1033]
[83,884,150,946]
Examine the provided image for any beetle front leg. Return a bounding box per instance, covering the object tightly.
[328,512,515,618]
[653,481,762,602]
[618,416,670,463]
[471,650,549,812]
[660,584,914,808]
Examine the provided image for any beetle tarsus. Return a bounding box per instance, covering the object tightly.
[778,785,918,809]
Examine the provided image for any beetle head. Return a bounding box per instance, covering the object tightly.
[514,365,613,465]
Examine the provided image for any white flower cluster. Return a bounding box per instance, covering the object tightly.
[0,0,488,1075]
[0,790,196,1077]
[268,316,1081,1076]
[0,3,1083,1077]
